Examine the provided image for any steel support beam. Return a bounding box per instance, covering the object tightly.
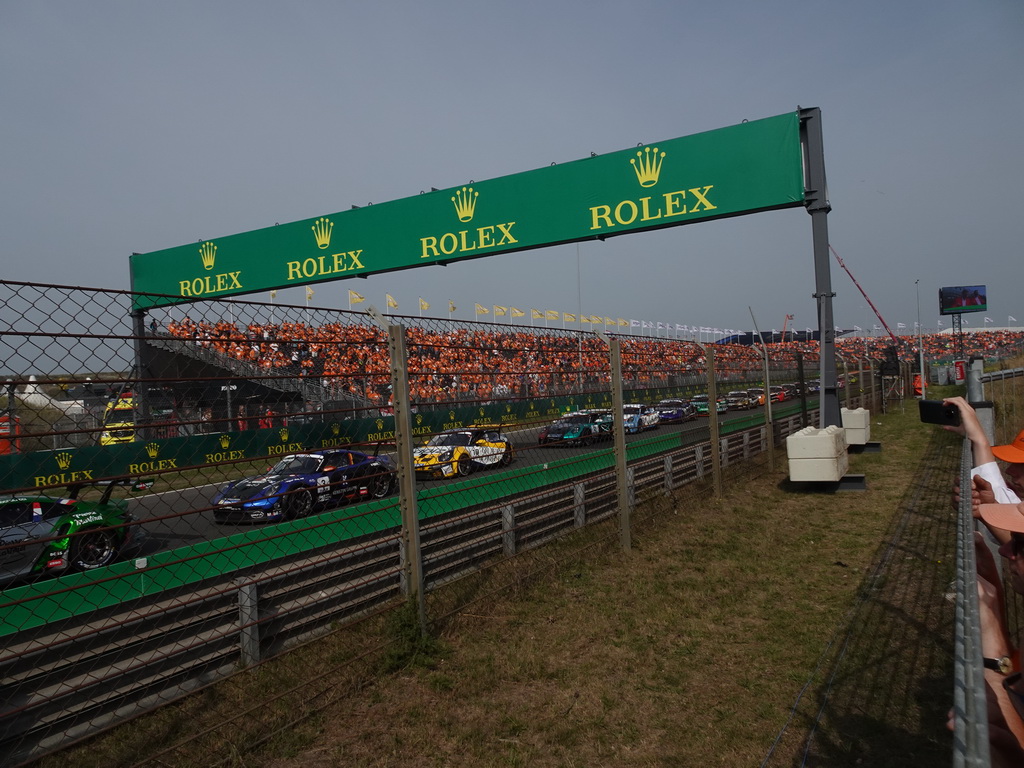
[800,107,840,427]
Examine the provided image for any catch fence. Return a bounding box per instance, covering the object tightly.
[0,280,873,764]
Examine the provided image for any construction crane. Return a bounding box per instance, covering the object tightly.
[829,244,900,345]
[781,313,794,342]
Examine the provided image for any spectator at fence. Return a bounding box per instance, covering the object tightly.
[943,396,1024,545]
[972,520,1024,765]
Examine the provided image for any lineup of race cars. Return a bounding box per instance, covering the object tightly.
[2,382,814,588]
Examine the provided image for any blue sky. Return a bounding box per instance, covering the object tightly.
[2,0,1021,334]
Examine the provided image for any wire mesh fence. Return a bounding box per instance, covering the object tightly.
[0,279,904,764]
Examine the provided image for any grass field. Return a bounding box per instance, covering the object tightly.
[43,389,971,768]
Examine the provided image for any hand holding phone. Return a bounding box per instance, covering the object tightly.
[919,399,961,426]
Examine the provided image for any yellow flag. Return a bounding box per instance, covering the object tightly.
[475,303,489,315]
[511,307,525,318]
[590,315,602,324]
[531,309,544,319]
[605,317,614,326]
[618,318,628,327]
[419,298,430,311]
[563,313,576,323]
[493,305,508,316]
[449,300,456,313]
[269,290,277,300]
[386,294,398,309]
[306,287,314,300]
[348,290,365,304]
[546,310,559,321]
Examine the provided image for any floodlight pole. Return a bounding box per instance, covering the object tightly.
[800,107,840,428]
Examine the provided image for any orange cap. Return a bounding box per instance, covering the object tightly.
[992,428,1024,464]
[980,503,1024,534]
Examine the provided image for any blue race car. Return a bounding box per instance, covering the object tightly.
[537,410,613,446]
[654,399,696,424]
[212,448,397,523]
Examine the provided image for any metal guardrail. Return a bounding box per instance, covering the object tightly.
[952,441,991,768]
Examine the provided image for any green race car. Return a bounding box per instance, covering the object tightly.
[0,479,149,588]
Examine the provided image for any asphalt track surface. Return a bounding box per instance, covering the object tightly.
[126,403,804,560]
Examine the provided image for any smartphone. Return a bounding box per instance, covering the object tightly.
[919,399,961,426]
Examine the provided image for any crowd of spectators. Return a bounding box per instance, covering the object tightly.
[161,317,1024,407]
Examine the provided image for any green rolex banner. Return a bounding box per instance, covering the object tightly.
[130,112,804,310]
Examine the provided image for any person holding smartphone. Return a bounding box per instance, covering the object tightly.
[942,396,1024,545]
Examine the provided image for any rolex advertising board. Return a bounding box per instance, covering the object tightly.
[130,112,804,309]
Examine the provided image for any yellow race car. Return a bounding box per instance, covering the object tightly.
[413,426,514,478]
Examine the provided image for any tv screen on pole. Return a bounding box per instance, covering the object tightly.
[939,285,987,315]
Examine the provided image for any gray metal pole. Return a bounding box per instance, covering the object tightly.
[799,107,841,427]
[761,345,775,469]
[605,335,631,552]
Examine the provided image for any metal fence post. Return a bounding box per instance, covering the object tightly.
[867,358,877,413]
[604,334,631,553]
[703,345,723,498]
[967,356,985,403]
[501,504,516,556]
[373,310,426,631]
[573,483,586,528]
[796,351,808,428]
[236,578,260,668]
[761,344,775,470]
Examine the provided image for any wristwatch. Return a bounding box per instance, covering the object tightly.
[984,656,1013,675]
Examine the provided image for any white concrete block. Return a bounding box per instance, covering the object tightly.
[785,425,848,459]
[841,408,871,445]
[788,452,850,482]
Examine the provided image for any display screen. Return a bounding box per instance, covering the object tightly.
[939,285,987,315]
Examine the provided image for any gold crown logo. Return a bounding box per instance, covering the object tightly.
[451,186,478,223]
[145,442,159,458]
[478,408,485,417]
[630,146,666,188]
[449,410,456,419]
[55,452,73,470]
[331,423,340,435]
[312,217,333,250]
[506,404,512,412]
[199,241,217,270]
[220,434,231,449]
[416,414,423,425]
[279,428,289,442]
[376,419,384,430]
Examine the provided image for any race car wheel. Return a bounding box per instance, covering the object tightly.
[368,472,394,499]
[579,431,594,447]
[500,443,514,465]
[456,455,472,477]
[285,488,314,520]
[69,528,119,571]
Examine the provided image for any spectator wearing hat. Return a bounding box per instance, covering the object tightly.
[974,508,1024,764]
[943,396,1024,545]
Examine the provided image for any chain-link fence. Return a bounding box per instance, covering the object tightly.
[0,280,886,764]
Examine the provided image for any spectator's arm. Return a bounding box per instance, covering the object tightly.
[944,396,996,467]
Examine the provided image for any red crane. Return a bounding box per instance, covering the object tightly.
[829,244,900,345]
[781,313,794,341]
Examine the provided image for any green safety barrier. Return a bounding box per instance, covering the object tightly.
[0,433,677,636]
